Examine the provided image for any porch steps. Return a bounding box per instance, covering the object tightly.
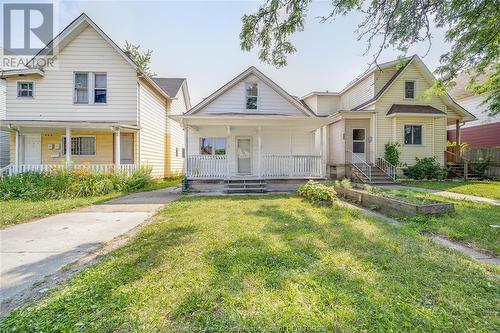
[224,179,267,194]
[351,166,396,185]
[447,163,481,179]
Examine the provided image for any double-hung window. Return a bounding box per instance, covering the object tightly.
[62,136,96,156]
[200,138,226,155]
[17,81,34,97]
[74,72,107,104]
[245,83,258,110]
[404,125,422,145]
[404,80,416,99]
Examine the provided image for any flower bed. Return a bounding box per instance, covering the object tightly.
[335,186,454,216]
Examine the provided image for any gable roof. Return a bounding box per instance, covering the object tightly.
[152,78,185,97]
[351,55,476,121]
[25,13,170,100]
[186,67,315,117]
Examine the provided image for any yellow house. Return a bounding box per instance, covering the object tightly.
[0,14,190,178]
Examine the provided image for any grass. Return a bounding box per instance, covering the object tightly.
[405,181,500,200]
[376,187,500,254]
[364,186,437,205]
[0,176,183,228]
[1,196,498,332]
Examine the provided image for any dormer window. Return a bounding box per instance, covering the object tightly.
[245,83,258,110]
[405,80,416,99]
[17,81,34,98]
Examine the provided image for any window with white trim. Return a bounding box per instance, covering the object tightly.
[94,73,107,103]
[74,73,89,103]
[62,136,96,155]
[74,72,107,104]
[404,80,416,99]
[245,83,258,110]
[404,125,422,145]
[200,138,226,155]
[17,81,34,97]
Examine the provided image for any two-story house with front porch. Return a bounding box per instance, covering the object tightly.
[0,14,189,178]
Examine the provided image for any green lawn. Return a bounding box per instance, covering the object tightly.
[0,176,183,228]
[405,181,500,200]
[398,193,500,255]
[2,196,498,332]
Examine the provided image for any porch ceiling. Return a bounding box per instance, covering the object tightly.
[2,120,139,132]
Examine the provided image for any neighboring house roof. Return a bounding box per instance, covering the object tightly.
[186,66,315,117]
[387,104,446,116]
[152,78,185,97]
[24,13,170,100]
[448,68,493,100]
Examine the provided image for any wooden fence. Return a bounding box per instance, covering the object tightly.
[462,147,500,178]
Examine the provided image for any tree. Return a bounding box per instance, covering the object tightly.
[123,41,156,77]
[240,0,500,115]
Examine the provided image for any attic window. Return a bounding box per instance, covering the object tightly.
[245,83,258,110]
[405,80,416,99]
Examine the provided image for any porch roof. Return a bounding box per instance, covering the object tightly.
[171,114,333,131]
[2,120,139,131]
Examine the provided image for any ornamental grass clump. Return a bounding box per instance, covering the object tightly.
[297,180,336,205]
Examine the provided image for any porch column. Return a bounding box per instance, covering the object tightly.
[114,127,121,171]
[455,119,461,150]
[65,127,71,166]
[226,125,231,179]
[14,129,20,166]
[257,126,262,177]
[320,127,325,177]
[289,128,293,177]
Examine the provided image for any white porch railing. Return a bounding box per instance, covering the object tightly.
[375,157,397,181]
[261,155,323,178]
[0,164,138,177]
[187,155,227,178]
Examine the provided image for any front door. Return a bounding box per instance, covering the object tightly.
[23,134,41,164]
[352,128,366,162]
[120,134,133,164]
[236,137,252,174]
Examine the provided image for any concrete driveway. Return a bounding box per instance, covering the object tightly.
[0,187,180,304]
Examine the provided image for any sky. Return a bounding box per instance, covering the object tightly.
[2,0,452,105]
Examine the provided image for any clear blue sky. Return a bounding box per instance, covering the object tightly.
[7,1,452,105]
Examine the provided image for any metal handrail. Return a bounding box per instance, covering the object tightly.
[375,157,397,181]
[346,149,371,182]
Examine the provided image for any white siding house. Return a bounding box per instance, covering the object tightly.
[0,79,8,167]
[0,13,189,178]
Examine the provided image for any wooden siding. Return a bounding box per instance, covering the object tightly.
[5,26,138,122]
[374,62,448,164]
[199,75,305,116]
[340,73,375,110]
[168,87,187,175]
[9,130,116,164]
[448,122,500,148]
[139,81,167,178]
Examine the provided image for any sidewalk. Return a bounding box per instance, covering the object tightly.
[0,187,181,307]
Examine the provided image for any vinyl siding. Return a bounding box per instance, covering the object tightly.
[5,26,138,122]
[199,75,305,116]
[328,120,345,164]
[0,79,8,167]
[453,94,498,128]
[374,67,397,94]
[374,62,448,165]
[139,81,167,177]
[168,87,187,175]
[317,95,340,115]
[340,73,375,110]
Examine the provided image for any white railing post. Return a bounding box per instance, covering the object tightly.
[114,127,121,173]
[65,128,72,168]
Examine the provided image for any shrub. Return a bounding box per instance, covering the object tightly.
[403,157,448,180]
[297,180,336,204]
[0,166,154,201]
[384,142,401,166]
[474,157,491,179]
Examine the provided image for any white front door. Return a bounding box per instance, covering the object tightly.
[352,128,366,162]
[236,137,252,174]
[23,134,41,164]
[120,134,133,164]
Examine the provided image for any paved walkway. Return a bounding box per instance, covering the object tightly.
[0,187,180,304]
[380,185,500,206]
[337,200,500,266]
